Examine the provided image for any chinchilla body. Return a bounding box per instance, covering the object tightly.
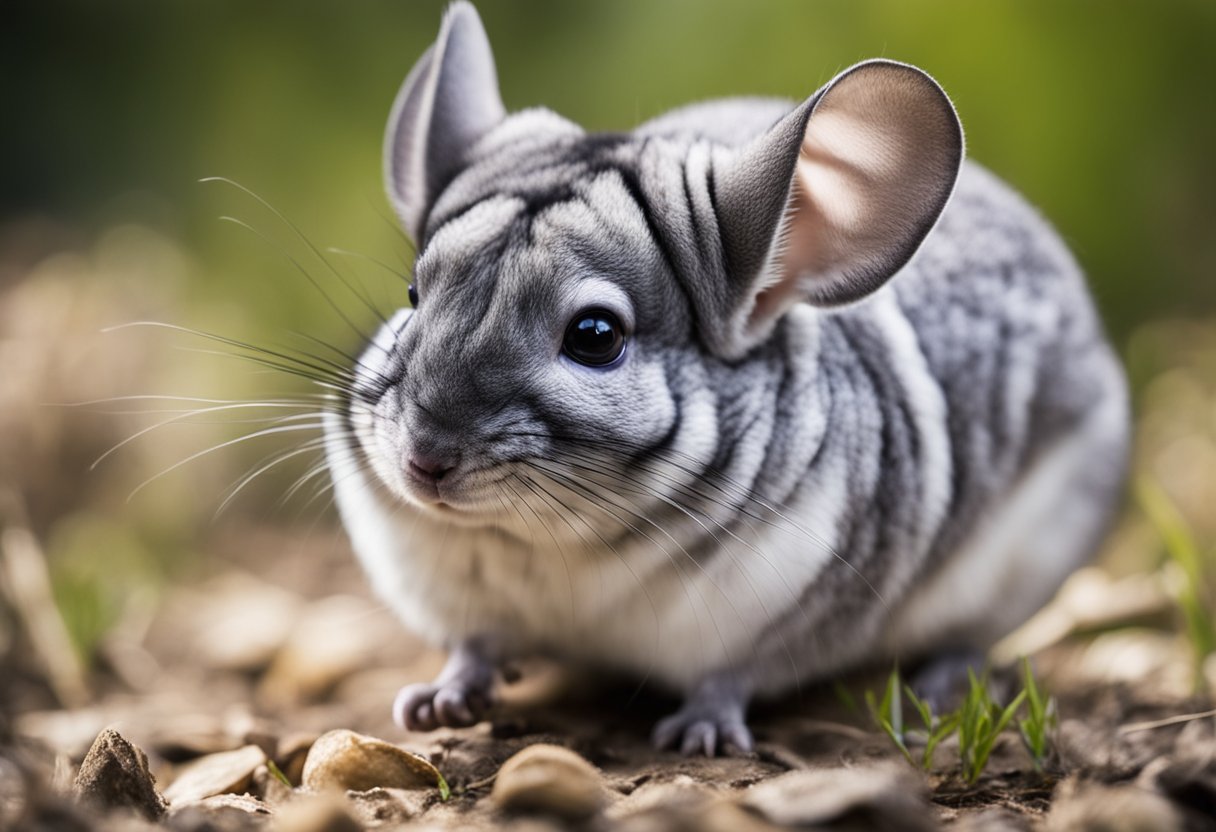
[324,2,1128,714]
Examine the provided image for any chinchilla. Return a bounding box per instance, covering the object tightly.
[322,2,1129,755]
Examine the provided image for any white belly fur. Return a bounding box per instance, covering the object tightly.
[325,410,854,692]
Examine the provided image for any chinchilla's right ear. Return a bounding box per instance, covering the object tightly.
[700,60,963,359]
[385,2,505,243]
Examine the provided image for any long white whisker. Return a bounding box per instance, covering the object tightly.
[217,436,334,516]
[126,423,329,503]
[93,403,328,470]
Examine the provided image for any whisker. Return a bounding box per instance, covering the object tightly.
[532,457,803,693]
[104,321,371,395]
[281,456,338,507]
[501,476,577,631]
[327,247,411,285]
[125,423,329,503]
[518,430,886,610]
[92,402,328,470]
[368,197,418,256]
[512,472,660,696]
[58,394,333,408]
[217,436,334,517]
[202,176,392,329]
[538,451,814,628]
[169,344,360,396]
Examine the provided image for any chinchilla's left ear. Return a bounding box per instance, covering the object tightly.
[384,2,505,243]
[706,60,963,358]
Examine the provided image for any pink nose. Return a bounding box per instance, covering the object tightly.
[408,453,457,483]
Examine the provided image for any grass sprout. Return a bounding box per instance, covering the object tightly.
[1137,477,1216,690]
[958,669,1026,785]
[865,661,1056,782]
[865,668,911,765]
[436,770,452,802]
[1016,657,1058,771]
[904,683,962,772]
[833,679,861,716]
[265,759,292,788]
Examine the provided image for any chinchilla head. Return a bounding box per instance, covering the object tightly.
[346,1,963,523]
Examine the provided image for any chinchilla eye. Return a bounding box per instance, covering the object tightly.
[562,309,625,367]
[408,283,419,308]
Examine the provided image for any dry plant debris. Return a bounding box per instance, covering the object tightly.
[301,730,444,793]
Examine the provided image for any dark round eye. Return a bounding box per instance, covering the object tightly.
[562,309,626,367]
[408,283,419,308]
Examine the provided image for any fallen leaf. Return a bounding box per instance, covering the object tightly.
[301,730,442,793]
[491,743,608,819]
[163,744,267,805]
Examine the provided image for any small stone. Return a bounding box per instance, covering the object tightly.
[605,775,712,821]
[1045,778,1183,832]
[73,728,167,821]
[698,800,786,832]
[148,711,248,763]
[614,797,781,832]
[345,787,430,826]
[184,573,303,673]
[1138,751,1216,828]
[301,730,442,793]
[275,793,362,832]
[490,743,608,819]
[166,793,271,831]
[259,596,392,706]
[739,763,936,831]
[163,745,267,805]
[952,809,1032,831]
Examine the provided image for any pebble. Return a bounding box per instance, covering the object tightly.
[1045,778,1183,832]
[1137,749,1216,829]
[163,745,267,805]
[182,572,303,673]
[345,786,431,826]
[301,730,443,793]
[274,793,363,832]
[739,763,937,831]
[259,596,395,706]
[615,798,783,832]
[490,743,608,819]
[605,775,712,820]
[951,809,1033,832]
[166,793,271,831]
[73,728,167,821]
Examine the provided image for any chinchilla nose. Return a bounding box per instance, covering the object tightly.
[407,450,460,483]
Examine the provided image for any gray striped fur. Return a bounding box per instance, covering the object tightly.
[324,3,1129,750]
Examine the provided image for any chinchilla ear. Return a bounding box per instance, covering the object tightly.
[384,2,505,243]
[708,59,963,358]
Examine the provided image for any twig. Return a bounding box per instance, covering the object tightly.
[786,717,873,741]
[1117,708,1216,735]
[0,488,90,707]
[459,772,498,794]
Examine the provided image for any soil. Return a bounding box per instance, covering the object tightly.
[2,524,1214,831]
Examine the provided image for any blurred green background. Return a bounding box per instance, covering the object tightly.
[4,0,1215,338]
[1,1,1215,688]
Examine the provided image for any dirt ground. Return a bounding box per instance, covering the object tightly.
[2,523,1214,832]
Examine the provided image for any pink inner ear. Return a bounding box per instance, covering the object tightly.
[758,63,960,319]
